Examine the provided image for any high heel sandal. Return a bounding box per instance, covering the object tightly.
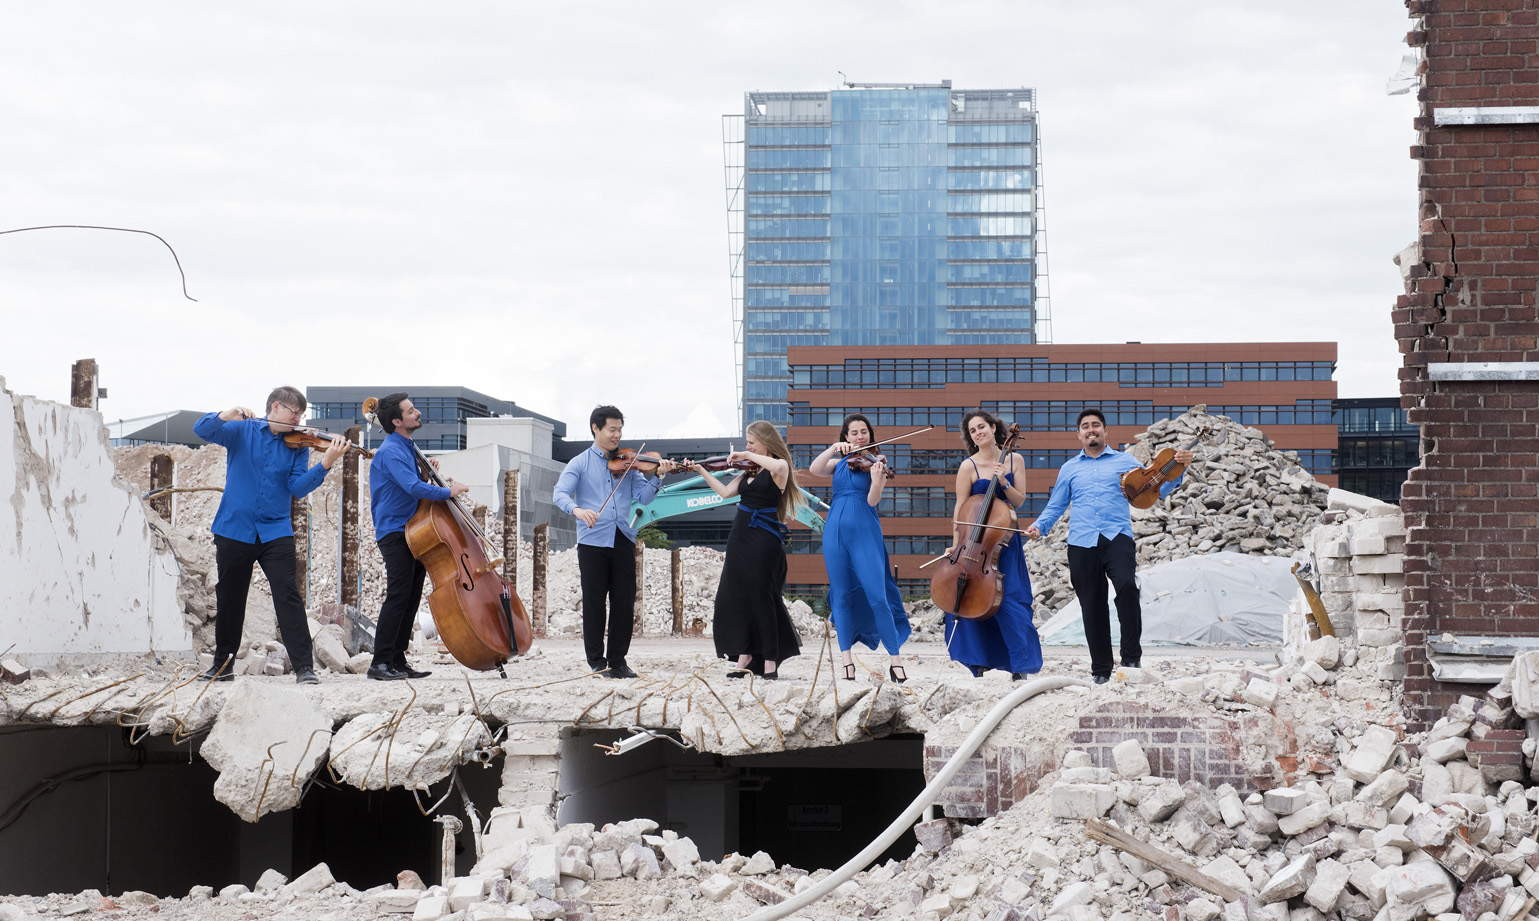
[842,663,856,681]
[889,665,907,684]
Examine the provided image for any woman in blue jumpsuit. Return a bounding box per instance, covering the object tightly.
[809,413,912,683]
[943,410,1042,679]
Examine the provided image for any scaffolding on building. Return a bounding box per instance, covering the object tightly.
[721,112,746,432]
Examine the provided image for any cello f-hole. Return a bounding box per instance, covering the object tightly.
[459,554,476,592]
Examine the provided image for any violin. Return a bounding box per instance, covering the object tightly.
[682,455,760,473]
[845,451,896,480]
[929,424,1024,621]
[609,447,667,477]
[1120,426,1210,509]
[283,430,374,459]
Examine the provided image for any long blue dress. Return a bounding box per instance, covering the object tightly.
[823,457,912,654]
[943,464,1043,675]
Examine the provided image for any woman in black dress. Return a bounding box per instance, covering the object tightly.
[684,420,804,679]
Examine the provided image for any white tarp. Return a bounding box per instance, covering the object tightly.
[1038,551,1294,647]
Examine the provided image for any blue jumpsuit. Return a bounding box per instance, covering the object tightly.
[943,464,1043,675]
[823,457,912,654]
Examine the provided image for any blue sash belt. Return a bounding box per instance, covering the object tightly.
[738,505,790,543]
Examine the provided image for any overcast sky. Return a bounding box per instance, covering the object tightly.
[0,2,1418,439]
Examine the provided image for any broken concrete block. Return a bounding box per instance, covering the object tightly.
[313,625,350,673]
[743,879,792,905]
[255,868,288,892]
[1383,862,1456,920]
[1139,779,1187,823]
[1357,770,1410,808]
[1217,790,1247,828]
[661,836,700,874]
[1111,739,1150,779]
[1372,825,1414,852]
[200,682,333,820]
[0,659,31,684]
[1405,808,1490,881]
[1348,861,1388,908]
[914,818,952,853]
[525,898,564,921]
[1244,678,1280,710]
[1202,855,1253,895]
[283,862,336,897]
[447,877,488,911]
[1336,802,1390,831]
[1265,788,1309,815]
[1062,749,1094,769]
[1188,899,1221,921]
[1027,839,1060,869]
[365,889,423,913]
[1050,783,1115,819]
[1304,858,1353,913]
[412,895,450,921]
[1425,738,1468,763]
[1279,801,1331,837]
[1303,636,1341,670]
[1048,881,1095,917]
[1389,793,1420,826]
[1171,808,1220,857]
[740,850,775,875]
[347,652,373,674]
[620,842,661,879]
[1259,855,1317,904]
[700,874,736,902]
[1343,726,1400,783]
[1246,804,1281,836]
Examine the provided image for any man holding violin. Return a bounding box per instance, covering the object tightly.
[367,392,471,681]
[552,405,664,680]
[1026,408,1191,684]
[193,386,348,684]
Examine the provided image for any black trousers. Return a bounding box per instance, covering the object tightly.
[1067,533,1141,677]
[374,532,427,667]
[213,534,313,670]
[577,538,636,669]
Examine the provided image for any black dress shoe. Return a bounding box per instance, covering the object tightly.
[366,663,407,681]
[196,661,234,682]
[394,662,432,679]
[726,669,751,679]
[295,667,320,685]
[760,670,779,680]
[608,663,639,680]
[1122,659,1141,670]
[1092,674,1111,685]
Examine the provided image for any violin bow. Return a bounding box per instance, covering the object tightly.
[842,426,934,457]
[594,441,646,517]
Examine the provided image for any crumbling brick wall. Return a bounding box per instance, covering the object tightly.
[1397,0,1539,726]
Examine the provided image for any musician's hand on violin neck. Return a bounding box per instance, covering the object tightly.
[319,434,347,468]
[1175,449,1193,465]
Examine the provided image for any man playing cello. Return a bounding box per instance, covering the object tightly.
[367,392,470,681]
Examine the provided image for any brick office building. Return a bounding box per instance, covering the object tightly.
[1396,1,1539,725]
[783,342,1339,596]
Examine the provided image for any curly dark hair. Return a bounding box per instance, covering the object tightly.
[960,409,1005,456]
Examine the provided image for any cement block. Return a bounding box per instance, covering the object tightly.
[1244,678,1280,710]
[1112,739,1151,779]
[1050,783,1115,819]
[1343,726,1400,783]
[1265,788,1309,816]
[1259,855,1317,904]
[1279,801,1331,837]
[1304,858,1353,913]
[700,874,736,902]
[1357,770,1410,808]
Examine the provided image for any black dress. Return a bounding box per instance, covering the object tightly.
[713,470,801,668]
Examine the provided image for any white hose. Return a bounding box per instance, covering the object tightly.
[739,675,1090,921]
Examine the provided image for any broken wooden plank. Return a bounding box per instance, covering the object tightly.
[1084,818,1247,903]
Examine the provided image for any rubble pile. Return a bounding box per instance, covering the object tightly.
[1026,409,1332,619]
[1289,492,1407,684]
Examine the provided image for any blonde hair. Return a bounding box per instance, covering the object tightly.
[747,420,804,524]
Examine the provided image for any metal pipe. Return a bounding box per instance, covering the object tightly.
[436,814,463,885]
[738,675,1090,921]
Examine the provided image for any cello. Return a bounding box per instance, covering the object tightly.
[361,397,533,673]
[928,424,1024,620]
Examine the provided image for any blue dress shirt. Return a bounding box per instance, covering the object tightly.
[194,412,330,543]
[370,432,452,537]
[1032,447,1183,548]
[552,445,660,547]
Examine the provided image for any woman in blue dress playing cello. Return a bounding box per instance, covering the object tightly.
[943,409,1042,679]
[809,413,911,683]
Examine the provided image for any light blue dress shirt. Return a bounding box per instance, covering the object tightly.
[1032,447,1182,548]
[552,445,661,547]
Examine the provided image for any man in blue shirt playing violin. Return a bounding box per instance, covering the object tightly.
[193,386,347,684]
[367,392,471,681]
[1027,408,1191,684]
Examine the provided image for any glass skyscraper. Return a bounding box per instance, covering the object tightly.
[725,81,1043,426]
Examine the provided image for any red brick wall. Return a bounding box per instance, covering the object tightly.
[1397,0,1539,726]
[925,700,1292,818]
